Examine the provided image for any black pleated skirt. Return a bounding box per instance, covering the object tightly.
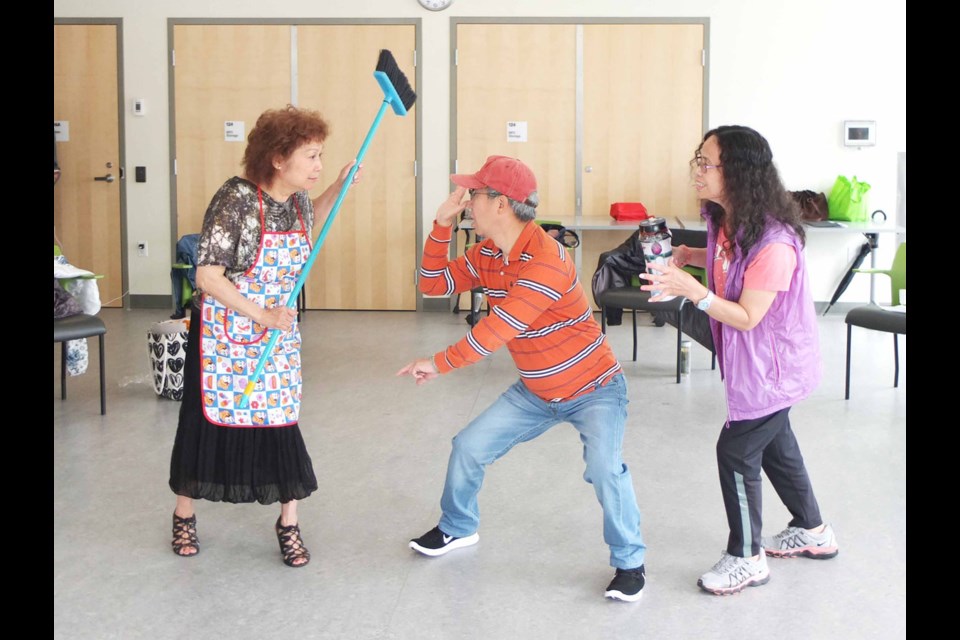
[169,305,318,505]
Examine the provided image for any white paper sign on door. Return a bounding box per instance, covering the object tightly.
[507,121,528,143]
[224,121,246,142]
[54,121,70,142]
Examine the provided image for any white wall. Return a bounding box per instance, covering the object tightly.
[53,0,907,304]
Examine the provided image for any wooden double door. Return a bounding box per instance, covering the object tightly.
[455,22,706,306]
[172,24,417,310]
[456,22,705,219]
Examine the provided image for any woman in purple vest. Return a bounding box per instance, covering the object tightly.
[640,125,838,595]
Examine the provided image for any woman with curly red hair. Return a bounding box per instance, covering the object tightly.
[168,106,360,567]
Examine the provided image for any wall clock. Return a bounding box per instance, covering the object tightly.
[418,0,454,11]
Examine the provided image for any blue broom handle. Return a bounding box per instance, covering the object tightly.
[239,100,390,407]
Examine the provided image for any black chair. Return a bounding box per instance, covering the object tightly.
[598,289,690,383]
[844,307,906,399]
[54,314,107,415]
[596,226,715,383]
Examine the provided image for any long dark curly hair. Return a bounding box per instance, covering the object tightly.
[698,125,804,255]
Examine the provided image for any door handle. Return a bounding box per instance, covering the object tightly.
[94,174,115,183]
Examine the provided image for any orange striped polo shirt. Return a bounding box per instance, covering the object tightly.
[420,220,621,402]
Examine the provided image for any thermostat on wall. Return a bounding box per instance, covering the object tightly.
[844,120,876,147]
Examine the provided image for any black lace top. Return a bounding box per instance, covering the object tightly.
[196,177,314,283]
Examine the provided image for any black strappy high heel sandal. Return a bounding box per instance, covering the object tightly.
[172,513,199,557]
[275,517,311,568]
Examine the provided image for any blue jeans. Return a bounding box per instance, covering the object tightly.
[438,374,646,569]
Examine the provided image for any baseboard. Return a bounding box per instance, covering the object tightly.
[128,294,171,310]
[421,297,450,312]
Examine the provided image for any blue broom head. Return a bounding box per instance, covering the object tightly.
[375,49,416,116]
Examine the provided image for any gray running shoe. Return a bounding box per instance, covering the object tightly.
[762,524,839,559]
[697,551,770,595]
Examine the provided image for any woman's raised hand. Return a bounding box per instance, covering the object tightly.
[337,160,363,187]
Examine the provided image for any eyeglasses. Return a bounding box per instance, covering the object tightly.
[468,189,498,201]
[692,155,722,174]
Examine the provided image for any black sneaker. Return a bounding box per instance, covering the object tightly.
[604,565,645,602]
[409,526,479,557]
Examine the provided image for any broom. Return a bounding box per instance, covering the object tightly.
[239,49,416,408]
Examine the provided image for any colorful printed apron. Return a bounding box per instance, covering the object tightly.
[199,190,311,427]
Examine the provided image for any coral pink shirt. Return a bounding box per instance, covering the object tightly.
[713,227,797,297]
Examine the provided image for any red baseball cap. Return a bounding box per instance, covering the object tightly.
[451,155,538,205]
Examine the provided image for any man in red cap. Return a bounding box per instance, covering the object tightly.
[398,155,647,602]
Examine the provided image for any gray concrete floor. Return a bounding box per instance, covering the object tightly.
[54,307,906,640]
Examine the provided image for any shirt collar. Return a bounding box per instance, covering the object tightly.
[505,220,538,264]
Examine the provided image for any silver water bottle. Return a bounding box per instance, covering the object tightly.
[639,217,675,301]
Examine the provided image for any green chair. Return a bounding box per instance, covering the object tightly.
[844,242,906,399]
[173,262,195,315]
[853,242,906,306]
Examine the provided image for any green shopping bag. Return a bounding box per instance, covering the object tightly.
[827,175,871,222]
